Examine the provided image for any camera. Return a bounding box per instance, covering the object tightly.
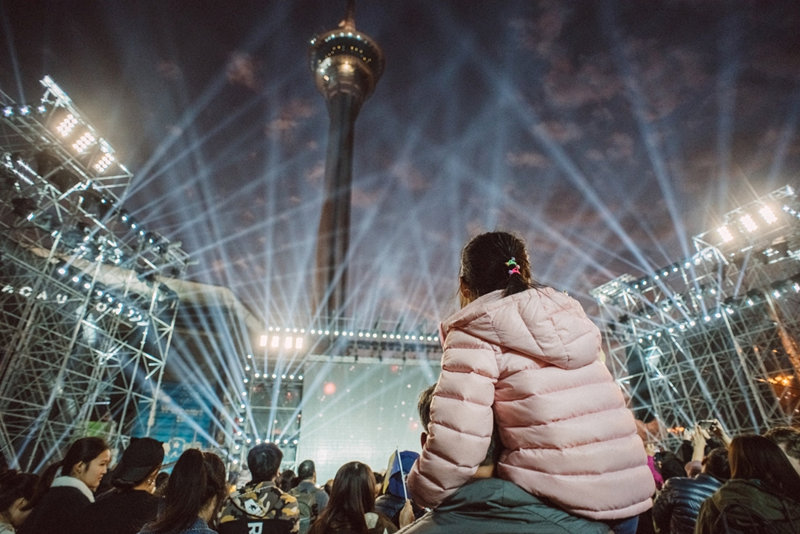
[698,419,718,432]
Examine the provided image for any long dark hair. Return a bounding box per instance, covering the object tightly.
[729,434,800,499]
[309,462,376,534]
[28,437,109,508]
[0,470,39,515]
[459,231,542,304]
[144,449,227,533]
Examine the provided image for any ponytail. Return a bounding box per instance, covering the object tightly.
[460,231,542,301]
[145,449,227,534]
[26,461,63,509]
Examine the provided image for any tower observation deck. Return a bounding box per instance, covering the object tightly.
[309,1,384,324]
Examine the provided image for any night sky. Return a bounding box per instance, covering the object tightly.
[3,0,799,332]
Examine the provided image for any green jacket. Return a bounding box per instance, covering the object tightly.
[695,479,800,534]
[397,478,611,534]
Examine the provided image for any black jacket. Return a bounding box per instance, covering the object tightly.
[83,488,161,534]
[18,485,91,534]
[652,473,723,534]
[695,479,800,534]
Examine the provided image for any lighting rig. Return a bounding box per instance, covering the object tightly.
[0,77,189,470]
[592,185,800,446]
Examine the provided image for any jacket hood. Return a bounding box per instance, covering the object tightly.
[710,479,799,521]
[227,481,277,519]
[440,287,600,370]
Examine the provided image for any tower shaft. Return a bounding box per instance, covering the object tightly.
[309,5,384,323]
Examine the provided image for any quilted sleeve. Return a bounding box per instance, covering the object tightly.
[406,329,497,508]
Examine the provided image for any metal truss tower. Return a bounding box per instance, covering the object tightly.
[0,77,189,470]
[592,186,800,446]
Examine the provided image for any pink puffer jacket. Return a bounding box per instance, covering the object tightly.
[407,287,655,520]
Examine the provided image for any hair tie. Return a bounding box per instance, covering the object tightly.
[505,257,521,276]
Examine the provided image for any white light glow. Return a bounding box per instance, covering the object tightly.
[718,225,734,243]
[72,131,96,153]
[758,205,777,224]
[739,214,758,233]
[271,336,280,348]
[56,113,78,137]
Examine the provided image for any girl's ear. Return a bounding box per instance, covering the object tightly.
[72,461,86,476]
[459,277,474,307]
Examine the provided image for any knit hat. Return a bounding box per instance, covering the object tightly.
[111,437,164,487]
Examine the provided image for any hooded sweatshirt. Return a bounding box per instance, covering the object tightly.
[406,287,654,520]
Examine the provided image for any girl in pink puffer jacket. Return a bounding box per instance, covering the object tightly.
[406,231,654,531]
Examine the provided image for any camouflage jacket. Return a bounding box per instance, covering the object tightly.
[218,480,300,533]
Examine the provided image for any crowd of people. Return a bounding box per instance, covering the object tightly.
[1,231,799,534]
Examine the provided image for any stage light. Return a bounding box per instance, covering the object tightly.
[271,336,280,348]
[93,151,115,174]
[758,205,777,224]
[740,214,758,233]
[2,106,13,117]
[55,113,78,137]
[72,131,96,153]
[718,226,734,243]
[294,337,303,349]
[19,106,30,116]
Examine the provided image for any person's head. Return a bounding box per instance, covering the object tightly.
[701,447,730,481]
[0,470,39,527]
[111,437,165,491]
[654,450,685,481]
[320,462,376,532]
[61,437,111,492]
[729,434,800,499]
[278,469,296,492]
[458,231,539,307]
[247,443,282,484]
[147,449,227,534]
[764,426,800,476]
[297,460,316,482]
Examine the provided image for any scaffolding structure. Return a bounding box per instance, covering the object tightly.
[0,77,189,470]
[592,186,800,446]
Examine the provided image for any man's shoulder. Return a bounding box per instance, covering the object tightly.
[221,481,299,523]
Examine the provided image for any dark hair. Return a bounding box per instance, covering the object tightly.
[459,231,542,303]
[309,462,376,534]
[0,470,39,513]
[145,449,227,533]
[297,460,315,481]
[247,443,282,483]
[29,437,109,508]
[702,447,730,481]
[654,450,686,481]
[417,385,435,432]
[278,469,297,492]
[729,434,800,499]
[764,426,800,460]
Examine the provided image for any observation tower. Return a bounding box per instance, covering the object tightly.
[309,0,384,323]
